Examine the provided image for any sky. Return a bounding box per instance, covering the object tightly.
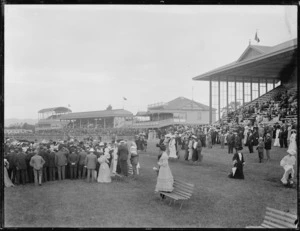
[5,5,297,119]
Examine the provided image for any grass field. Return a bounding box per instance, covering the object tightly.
[4,140,298,228]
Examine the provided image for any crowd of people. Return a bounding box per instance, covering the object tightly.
[3,133,149,187]
[225,86,297,124]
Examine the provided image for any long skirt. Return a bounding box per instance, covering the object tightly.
[4,167,14,187]
[192,149,198,161]
[155,165,174,192]
[97,162,111,183]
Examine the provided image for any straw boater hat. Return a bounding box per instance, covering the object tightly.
[287,150,296,155]
[89,148,95,152]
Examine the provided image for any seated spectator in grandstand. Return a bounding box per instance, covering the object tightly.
[264,133,272,161]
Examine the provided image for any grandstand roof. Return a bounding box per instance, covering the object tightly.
[148,97,216,112]
[60,109,133,120]
[193,38,297,82]
[38,107,72,114]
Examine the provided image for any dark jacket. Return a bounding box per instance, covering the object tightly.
[264,137,272,150]
[117,144,129,161]
[16,153,28,170]
[48,151,56,168]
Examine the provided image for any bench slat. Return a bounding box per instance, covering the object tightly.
[262,220,288,228]
[173,184,194,194]
[161,192,185,200]
[174,182,194,190]
[266,207,297,220]
[173,189,192,196]
[265,211,296,224]
[174,179,195,188]
[264,216,295,228]
[172,191,191,199]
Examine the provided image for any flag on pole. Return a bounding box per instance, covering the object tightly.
[123,97,127,100]
[254,32,260,43]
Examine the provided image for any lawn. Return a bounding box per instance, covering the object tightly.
[4,140,298,228]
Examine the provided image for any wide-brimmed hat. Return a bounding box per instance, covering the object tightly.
[89,148,95,152]
[287,150,296,155]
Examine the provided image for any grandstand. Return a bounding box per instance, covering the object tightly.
[59,108,133,129]
[36,107,72,131]
[192,38,297,124]
[131,97,216,128]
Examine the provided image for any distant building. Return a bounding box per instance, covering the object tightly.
[5,129,33,134]
[60,109,133,129]
[132,97,216,128]
[36,107,72,131]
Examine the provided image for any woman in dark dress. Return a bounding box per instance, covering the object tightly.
[228,147,245,179]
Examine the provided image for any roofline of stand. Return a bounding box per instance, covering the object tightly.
[192,42,297,81]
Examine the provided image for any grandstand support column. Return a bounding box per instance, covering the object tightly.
[242,78,245,105]
[234,76,237,111]
[218,77,220,121]
[265,78,268,93]
[209,80,212,124]
[250,77,253,101]
[226,77,229,117]
[273,79,275,89]
[80,119,82,128]
[258,78,260,97]
[104,118,106,129]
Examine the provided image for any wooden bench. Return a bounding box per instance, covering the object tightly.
[159,178,195,209]
[246,207,298,228]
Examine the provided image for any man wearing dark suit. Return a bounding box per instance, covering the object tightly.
[55,146,68,180]
[48,149,56,181]
[39,147,49,183]
[25,149,35,183]
[117,141,129,177]
[85,148,97,183]
[7,149,18,184]
[282,127,288,148]
[247,131,254,153]
[68,149,79,180]
[16,148,28,185]
[78,148,87,179]
[227,131,235,154]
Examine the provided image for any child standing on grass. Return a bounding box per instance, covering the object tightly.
[256,137,264,163]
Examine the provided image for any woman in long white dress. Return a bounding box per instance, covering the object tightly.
[97,150,112,183]
[243,126,249,145]
[168,136,177,159]
[287,130,297,153]
[4,159,14,187]
[273,128,280,147]
[155,144,174,194]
